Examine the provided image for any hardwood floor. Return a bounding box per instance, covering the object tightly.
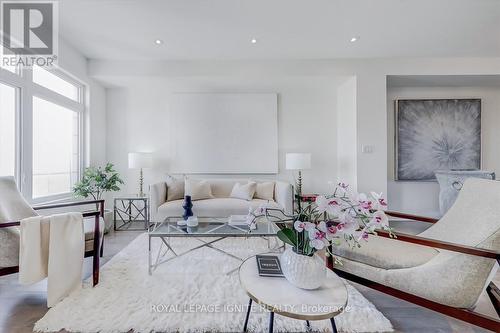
[0,222,498,332]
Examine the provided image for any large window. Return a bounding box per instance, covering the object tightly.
[32,97,80,198]
[0,65,85,202]
[0,83,17,177]
[33,65,80,101]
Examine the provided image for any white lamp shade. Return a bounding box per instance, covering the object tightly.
[285,153,311,170]
[128,152,153,169]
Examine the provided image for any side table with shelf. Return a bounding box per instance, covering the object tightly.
[114,196,149,231]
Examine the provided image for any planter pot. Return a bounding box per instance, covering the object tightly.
[280,247,326,290]
[103,209,113,234]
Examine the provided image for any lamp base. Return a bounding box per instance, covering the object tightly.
[139,168,145,197]
[295,170,303,212]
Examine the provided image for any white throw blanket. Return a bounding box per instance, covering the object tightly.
[19,212,84,307]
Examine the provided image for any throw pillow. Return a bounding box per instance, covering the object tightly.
[230,182,257,201]
[185,179,214,201]
[254,182,275,201]
[166,175,184,201]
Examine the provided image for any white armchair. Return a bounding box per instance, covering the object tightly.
[329,178,500,331]
[0,176,105,286]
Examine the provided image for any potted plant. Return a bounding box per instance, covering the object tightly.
[249,182,392,289]
[73,163,124,231]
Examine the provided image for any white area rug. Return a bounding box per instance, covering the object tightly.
[35,234,393,333]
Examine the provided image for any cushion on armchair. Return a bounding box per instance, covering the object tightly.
[0,226,20,268]
[83,217,105,252]
[331,235,439,270]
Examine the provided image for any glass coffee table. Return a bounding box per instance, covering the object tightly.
[148,216,280,275]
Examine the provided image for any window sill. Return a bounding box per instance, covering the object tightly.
[30,193,76,206]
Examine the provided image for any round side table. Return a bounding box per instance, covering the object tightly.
[239,256,348,333]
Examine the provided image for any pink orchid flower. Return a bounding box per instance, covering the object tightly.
[308,223,329,250]
[367,210,389,230]
[294,221,315,232]
[325,224,338,239]
[352,193,373,213]
[356,230,370,242]
[315,195,342,215]
[371,192,388,211]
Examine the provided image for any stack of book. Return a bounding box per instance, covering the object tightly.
[228,215,249,226]
[256,255,284,277]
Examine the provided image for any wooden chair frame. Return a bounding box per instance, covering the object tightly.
[326,210,500,331]
[0,199,105,286]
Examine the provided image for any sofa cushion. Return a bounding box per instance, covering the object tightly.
[254,182,275,200]
[330,235,439,270]
[209,179,249,198]
[157,198,280,219]
[185,179,214,201]
[166,176,184,201]
[230,182,257,201]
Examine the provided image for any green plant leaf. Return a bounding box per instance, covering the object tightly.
[277,229,297,247]
[73,163,124,199]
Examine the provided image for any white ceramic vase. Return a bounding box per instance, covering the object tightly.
[280,247,326,290]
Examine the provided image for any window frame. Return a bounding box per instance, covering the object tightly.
[0,79,21,182]
[0,65,86,204]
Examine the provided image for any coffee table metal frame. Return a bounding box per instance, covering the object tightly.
[148,216,280,275]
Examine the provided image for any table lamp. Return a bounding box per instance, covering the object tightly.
[285,153,311,196]
[128,152,153,197]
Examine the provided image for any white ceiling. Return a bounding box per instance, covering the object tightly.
[59,0,500,60]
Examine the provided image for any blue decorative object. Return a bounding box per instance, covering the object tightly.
[182,195,193,220]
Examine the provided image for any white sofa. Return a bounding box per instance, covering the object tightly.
[149,178,293,221]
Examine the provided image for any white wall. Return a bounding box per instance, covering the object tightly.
[337,76,357,190]
[387,85,500,216]
[87,81,107,166]
[58,39,107,168]
[90,57,500,200]
[105,76,339,196]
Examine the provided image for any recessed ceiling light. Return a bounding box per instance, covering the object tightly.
[154,39,163,45]
[251,38,257,44]
[350,36,359,43]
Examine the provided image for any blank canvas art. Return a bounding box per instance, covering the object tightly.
[396,98,481,181]
[169,93,278,174]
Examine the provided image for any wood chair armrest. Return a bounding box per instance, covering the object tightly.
[33,199,105,217]
[385,210,439,223]
[0,221,21,228]
[376,230,500,260]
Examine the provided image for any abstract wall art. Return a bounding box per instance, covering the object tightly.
[395,98,481,181]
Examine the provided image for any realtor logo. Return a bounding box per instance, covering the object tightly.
[1,1,58,67]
